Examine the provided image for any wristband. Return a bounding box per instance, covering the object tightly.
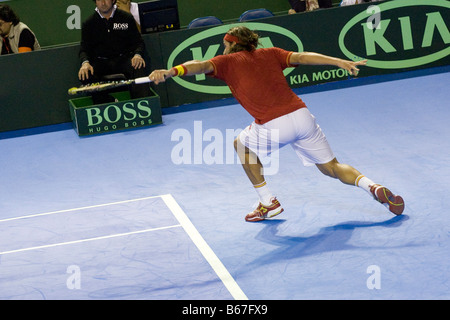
[171,64,187,77]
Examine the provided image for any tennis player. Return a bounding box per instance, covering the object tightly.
[149,26,404,222]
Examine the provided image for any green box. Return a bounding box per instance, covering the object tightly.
[69,88,162,136]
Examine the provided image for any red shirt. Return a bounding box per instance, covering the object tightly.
[209,47,307,124]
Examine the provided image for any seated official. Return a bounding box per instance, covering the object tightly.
[78,0,150,103]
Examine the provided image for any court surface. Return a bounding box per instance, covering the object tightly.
[0,69,449,300]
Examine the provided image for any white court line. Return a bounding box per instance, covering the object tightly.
[0,195,162,223]
[161,194,249,300]
[0,224,181,256]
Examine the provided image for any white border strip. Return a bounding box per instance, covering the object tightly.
[161,194,248,300]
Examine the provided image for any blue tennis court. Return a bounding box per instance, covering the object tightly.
[0,68,449,300]
[0,195,242,299]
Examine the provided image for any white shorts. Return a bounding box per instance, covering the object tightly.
[238,108,335,166]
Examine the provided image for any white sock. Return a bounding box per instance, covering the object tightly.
[355,175,375,196]
[254,181,273,206]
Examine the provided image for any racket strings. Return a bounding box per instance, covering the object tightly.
[81,80,133,89]
[69,79,134,95]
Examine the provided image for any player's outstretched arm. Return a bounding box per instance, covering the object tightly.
[149,60,214,84]
[290,52,367,76]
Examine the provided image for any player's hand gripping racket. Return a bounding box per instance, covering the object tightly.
[68,76,152,95]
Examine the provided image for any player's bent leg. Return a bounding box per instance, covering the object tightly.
[234,138,284,222]
[316,158,361,185]
[316,158,404,215]
[234,137,265,185]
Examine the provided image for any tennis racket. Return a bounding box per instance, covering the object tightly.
[68,76,151,95]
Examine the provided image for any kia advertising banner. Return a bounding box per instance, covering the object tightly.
[157,0,450,107]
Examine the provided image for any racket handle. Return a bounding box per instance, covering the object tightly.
[134,76,151,85]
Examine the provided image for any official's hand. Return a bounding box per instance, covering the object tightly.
[78,62,94,81]
[131,54,146,69]
[306,0,319,11]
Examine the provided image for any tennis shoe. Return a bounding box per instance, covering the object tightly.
[245,197,284,222]
[370,184,404,215]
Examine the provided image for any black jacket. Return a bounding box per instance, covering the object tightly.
[79,8,145,63]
